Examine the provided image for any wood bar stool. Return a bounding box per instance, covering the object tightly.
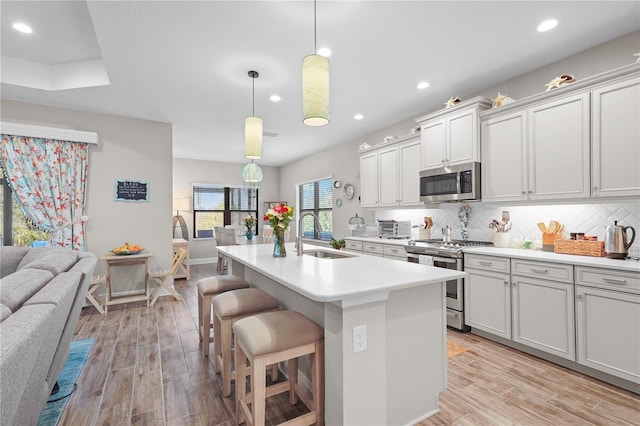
[233,310,324,426]
[212,288,280,397]
[197,275,250,357]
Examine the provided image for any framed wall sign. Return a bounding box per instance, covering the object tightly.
[114,179,149,202]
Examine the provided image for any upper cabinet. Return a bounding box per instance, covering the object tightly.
[359,135,422,208]
[360,151,379,208]
[482,110,528,202]
[591,75,640,198]
[482,63,639,203]
[483,92,590,203]
[416,97,492,170]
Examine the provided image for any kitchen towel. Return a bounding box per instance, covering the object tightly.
[419,255,434,266]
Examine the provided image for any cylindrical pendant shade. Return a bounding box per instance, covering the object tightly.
[302,54,329,126]
[245,116,263,159]
[242,162,263,189]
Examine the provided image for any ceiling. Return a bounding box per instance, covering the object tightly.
[1,1,639,167]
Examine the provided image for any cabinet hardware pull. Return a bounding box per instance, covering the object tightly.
[521,191,526,196]
[479,261,492,266]
[602,278,627,285]
[531,268,548,274]
[576,294,583,300]
[504,280,509,285]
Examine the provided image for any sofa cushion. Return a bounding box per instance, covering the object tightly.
[18,247,79,275]
[24,272,82,308]
[1,246,29,279]
[0,304,56,426]
[0,269,54,312]
[0,304,11,322]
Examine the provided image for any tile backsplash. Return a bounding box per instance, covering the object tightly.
[375,202,639,252]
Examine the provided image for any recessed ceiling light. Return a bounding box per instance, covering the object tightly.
[317,47,332,57]
[12,22,32,34]
[270,94,281,102]
[417,81,430,89]
[537,19,558,32]
[354,113,364,120]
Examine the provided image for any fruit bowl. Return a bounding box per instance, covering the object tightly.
[111,243,143,255]
[110,248,143,255]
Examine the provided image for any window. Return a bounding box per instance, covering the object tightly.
[1,174,50,246]
[298,178,332,241]
[193,185,258,238]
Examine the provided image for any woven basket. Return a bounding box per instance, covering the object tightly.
[553,239,605,257]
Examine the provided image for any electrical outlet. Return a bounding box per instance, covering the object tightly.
[353,325,367,353]
[629,245,640,257]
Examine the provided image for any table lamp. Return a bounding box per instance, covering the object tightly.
[172,197,189,240]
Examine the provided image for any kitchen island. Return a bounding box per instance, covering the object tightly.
[217,242,466,426]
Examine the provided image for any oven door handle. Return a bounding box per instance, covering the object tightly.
[432,256,457,264]
[406,253,458,265]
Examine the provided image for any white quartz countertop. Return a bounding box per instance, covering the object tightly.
[344,236,411,246]
[218,242,465,303]
[463,247,640,272]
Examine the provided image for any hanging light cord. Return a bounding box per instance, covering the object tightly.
[314,0,317,53]
[252,75,255,116]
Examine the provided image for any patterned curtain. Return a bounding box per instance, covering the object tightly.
[0,134,89,250]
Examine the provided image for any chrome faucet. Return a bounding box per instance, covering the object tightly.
[296,212,322,255]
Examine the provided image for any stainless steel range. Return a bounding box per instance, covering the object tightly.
[405,239,493,331]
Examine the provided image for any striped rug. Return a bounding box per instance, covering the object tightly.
[37,339,94,426]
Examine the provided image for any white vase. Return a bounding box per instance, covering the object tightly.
[493,232,512,248]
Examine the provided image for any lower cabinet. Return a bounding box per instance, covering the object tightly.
[512,276,575,360]
[466,255,575,360]
[465,268,511,338]
[362,242,384,258]
[343,238,408,261]
[344,239,363,254]
[575,284,640,384]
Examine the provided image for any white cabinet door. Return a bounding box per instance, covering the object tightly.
[481,111,527,202]
[360,152,379,207]
[399,139,421,206]
[378,147,399,207]
[421,119,445,169]
[575,285,640,384]
[592,77,640,198]
[464,268,511,339]
[528,93,590,200]
[448,108,478,165]
[512,276,575,360]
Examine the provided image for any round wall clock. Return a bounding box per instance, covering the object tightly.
[333,180,342,188]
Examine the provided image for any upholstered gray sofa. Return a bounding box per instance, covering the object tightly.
[0,246,97,426]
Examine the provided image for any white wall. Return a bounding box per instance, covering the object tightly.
[172,158,280,262]
[1,99,173,293]
[280,31,640,240]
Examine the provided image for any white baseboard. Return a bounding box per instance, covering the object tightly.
[190,257,217,265]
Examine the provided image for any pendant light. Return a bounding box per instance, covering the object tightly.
[245,70,262,159]
[242,160,263,189]
[302,0,329,126]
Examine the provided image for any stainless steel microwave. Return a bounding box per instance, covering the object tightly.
[419,162,481,203]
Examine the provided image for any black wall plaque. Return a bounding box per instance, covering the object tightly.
[114,180,149,202]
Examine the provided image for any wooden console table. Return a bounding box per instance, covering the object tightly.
[100,251,153,312]
[172,238,190,279]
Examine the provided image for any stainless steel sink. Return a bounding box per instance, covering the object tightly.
[303,249,354,259]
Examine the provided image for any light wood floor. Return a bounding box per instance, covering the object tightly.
[61,264,640,425]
